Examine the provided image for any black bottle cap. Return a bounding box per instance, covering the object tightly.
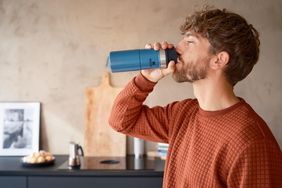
[165,48,178,63]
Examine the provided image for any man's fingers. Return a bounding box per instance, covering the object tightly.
[161,41,168,49]
[145,43,152,49]
[153,42,161,50]
[167,43,174,49]
[146,42,174,50]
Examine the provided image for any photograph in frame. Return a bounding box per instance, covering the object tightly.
[0,102,40,156]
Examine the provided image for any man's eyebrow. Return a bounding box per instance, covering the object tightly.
[185,32,199,38]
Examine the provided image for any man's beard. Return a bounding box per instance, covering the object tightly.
[172,57,209,83]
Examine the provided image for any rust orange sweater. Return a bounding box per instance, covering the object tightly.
[109,73,282,188]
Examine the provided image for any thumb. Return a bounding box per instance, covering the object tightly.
[162,61,175,75]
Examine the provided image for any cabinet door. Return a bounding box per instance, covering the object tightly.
[0,176,27,188]
[29,176,163,188]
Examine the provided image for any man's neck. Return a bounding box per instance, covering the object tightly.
[192,78,240,111]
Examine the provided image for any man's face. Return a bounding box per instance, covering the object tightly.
[173,31,214,83]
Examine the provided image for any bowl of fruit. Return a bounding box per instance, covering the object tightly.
[21,150,55,167]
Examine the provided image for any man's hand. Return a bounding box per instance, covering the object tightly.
[141,41,176,83]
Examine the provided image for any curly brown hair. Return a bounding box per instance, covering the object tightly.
[180,8,260,85]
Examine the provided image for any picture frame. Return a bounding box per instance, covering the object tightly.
[0,102,40,156]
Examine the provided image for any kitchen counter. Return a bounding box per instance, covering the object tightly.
[0,155,165,188]
[0,155,66,176]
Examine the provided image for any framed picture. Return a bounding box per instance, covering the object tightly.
[0,102,40,156]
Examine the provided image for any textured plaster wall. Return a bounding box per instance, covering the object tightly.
[0,0,281,154]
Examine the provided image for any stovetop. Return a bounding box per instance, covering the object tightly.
[58,156,164,171]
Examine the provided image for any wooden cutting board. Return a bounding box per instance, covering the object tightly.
[84,72,126,157]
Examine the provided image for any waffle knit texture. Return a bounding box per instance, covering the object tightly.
[109,73,282,188]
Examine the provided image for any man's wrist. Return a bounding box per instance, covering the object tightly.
[134,73,157,92]
[140,71,163,83]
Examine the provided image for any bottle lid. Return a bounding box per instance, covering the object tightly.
[165,48,178,63]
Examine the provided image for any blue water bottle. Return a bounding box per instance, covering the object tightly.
[107,48,178,73]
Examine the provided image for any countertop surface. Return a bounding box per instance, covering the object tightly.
[0,155,165,177]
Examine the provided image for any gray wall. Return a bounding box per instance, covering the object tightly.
[0,0,281,154]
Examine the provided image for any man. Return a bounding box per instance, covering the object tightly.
[109,8,282,187]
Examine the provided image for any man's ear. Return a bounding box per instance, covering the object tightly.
[210,51,229,70]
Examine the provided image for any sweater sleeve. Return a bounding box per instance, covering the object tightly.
[108,73,177,143]
[227,139,282,187]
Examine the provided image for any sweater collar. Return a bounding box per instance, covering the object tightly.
[197,97,246,117]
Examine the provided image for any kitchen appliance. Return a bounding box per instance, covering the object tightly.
[68,142,84,168]
[134,137,145,159]
[108,48,178,72]
[58,156,165,171]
